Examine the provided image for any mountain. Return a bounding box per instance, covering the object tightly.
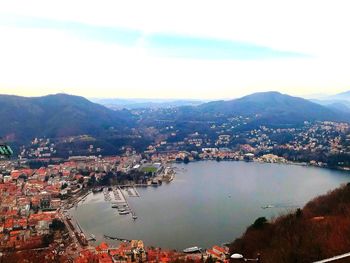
[325,102,350,113]
[311,90,350,113]
[196,91,350,125]
[139,92,350,131]
[92,98,204,109]
[0,93,134,142]
[305,90,350,101]
[312,99,350,113]
[331,90,350,101]
[1,91,349,144]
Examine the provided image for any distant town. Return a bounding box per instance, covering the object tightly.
[17,120,350,170]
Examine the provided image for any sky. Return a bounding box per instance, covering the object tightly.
[0,0,350,100]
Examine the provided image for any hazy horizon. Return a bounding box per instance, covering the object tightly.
[0,89,348,101]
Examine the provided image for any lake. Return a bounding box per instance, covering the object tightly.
[69,161,350,250]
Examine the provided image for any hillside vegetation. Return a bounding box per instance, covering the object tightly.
[198,91,349,126]
[230,183,350,263]
[1,91,350,147]
[0,93,134,142]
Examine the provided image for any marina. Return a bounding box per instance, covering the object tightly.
[106,186,139,219]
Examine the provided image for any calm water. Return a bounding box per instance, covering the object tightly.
[70,161,350,250]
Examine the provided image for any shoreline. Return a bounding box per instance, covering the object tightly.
[171,157,350,173]
[64,159,348,251]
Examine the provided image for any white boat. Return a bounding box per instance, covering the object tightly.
[119,211,130,215]
[261,205,275,209]
[183,246,202,253]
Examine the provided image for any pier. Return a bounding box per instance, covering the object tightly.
[103,187,112,202]
[104,234,131,242]
[87,234,96,242]
[126,186,140,197]
[112,187,126,203]
[76,221,84,234]
[111,186,138,219]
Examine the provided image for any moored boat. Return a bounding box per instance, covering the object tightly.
[92,187,103,193]
[119,211,130,215]
[261,204,275,209]
[183,246,202,253]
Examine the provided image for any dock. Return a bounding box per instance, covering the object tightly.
[111,186,138,220]
[126,186,140,197]
[87,234,96,241]
[104,234,131,242]
[112,187,127,203]
[103,187,112,202]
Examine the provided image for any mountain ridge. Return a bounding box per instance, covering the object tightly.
[0,93,134,142]
[195,91,349,125]
[0,91,349,144]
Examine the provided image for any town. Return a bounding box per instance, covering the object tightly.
[0,120,349,262]
[18,120,350,170]
[0,152,233,262]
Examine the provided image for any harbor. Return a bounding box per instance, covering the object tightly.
[109,186,139,218]
[68,161,350,250]
[64,184,143,249]
[60,163,175,247]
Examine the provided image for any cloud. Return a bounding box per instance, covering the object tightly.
[146,33,307,60]
[1,0,350,57]
[0,0,349,98]
[0,14,142,46]
[0,14,307,60]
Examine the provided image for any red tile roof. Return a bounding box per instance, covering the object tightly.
[98,253,113,263]
[213,245,227,254]
[96,242,109,252]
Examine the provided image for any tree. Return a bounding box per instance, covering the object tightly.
[18,174,27,181]
[50,219,65,231]
[183,156,190,164]
[295,208,303,218]
[206,255,215,263]
[42,233,54,247]
[252,217,268,229]
[87,175,96,186]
